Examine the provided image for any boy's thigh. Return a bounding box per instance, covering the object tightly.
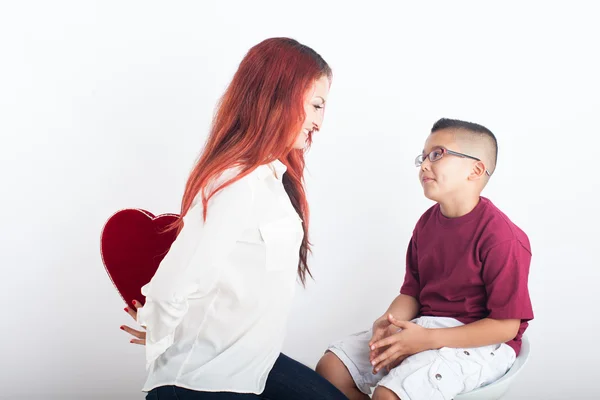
[261,353,348,400]
[326,329,388,395]
[378,343,516,400]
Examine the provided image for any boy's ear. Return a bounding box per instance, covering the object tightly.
[469,161,487,181]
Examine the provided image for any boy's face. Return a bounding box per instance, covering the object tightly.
[419,129,475,202]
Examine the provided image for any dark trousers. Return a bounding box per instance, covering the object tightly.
[145,353,348,400]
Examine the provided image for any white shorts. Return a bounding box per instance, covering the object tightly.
[327,316,516,400]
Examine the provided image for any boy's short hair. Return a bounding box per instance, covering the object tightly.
[431,118,498,175]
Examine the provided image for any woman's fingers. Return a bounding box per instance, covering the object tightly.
[120,325,145,339]
[123,300,147,331]
[120,324,146,345]
[124,306,137,321]
[119,300,147,346]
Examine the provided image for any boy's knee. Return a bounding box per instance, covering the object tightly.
[372,386,401,400]
[316,351,356,387]
[315,351,343,378]
[317,351,370,400]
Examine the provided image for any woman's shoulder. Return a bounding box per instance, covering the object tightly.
[211,165,262,190]
[212,165,244,186]
[207,165,262,200]
[188,166,249,209]
[194,163,276,207]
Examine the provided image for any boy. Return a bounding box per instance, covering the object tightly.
[316,118,534,400]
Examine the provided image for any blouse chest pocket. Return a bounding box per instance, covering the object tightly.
[259,215,303,272]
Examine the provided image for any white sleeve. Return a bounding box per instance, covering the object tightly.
[136,177,254,368]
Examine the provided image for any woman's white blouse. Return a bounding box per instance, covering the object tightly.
[136,160,304,394]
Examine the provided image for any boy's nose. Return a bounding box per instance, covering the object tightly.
[421,158,432,171]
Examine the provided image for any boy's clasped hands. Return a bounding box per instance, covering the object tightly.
[368,314,433,374]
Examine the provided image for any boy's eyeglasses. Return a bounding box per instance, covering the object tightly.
[415,147,492,177]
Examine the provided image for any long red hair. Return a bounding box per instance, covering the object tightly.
[172,37,332,285]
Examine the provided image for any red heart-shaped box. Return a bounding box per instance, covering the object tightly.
[100,209,180,310]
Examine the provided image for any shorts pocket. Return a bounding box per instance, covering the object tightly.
[402,357,464,400]
[429,357,465,400]
[452,348,486,392]
[478,344,516,387]
[402,363,439,400]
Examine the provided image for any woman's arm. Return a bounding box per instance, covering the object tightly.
[136,178,254,367]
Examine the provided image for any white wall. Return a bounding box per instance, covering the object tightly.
[1,1,598,399]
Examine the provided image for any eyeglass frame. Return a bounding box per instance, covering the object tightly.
[415,146,492,177]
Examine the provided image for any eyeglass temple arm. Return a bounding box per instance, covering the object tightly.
[446,150,492,177]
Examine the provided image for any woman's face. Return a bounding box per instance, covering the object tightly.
[292,75,331,150]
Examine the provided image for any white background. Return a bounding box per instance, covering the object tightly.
[1,1,598,399]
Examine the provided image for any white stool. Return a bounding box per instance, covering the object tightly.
[455,335,531,400]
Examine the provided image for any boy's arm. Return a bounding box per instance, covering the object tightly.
[382,294,420,321]
[431,238,532,348]
[390,233,421,321]
[428,317,520,349]
[370,316,519,373]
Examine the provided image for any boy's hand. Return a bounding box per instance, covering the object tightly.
[368,313,404,373]
[368,314,401,361]
[369,314,433,374]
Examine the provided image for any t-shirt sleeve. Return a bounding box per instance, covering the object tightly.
[482,239,534,321]
[400,234,420,299]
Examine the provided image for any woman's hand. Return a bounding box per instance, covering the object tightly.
[120,299,146,345]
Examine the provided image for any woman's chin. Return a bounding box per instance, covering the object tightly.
[291,139,308,150]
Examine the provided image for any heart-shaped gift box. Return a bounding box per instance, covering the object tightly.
[100,209,180,309]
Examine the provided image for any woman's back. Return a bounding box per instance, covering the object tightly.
[139,161,304,393]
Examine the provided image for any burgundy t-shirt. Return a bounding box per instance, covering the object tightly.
[400,197,534,355]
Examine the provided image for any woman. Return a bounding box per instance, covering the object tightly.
[119,37,348,399]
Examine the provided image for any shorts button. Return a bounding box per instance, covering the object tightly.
[435,373,442,380]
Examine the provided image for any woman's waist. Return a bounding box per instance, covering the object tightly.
[150,320,286,382]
